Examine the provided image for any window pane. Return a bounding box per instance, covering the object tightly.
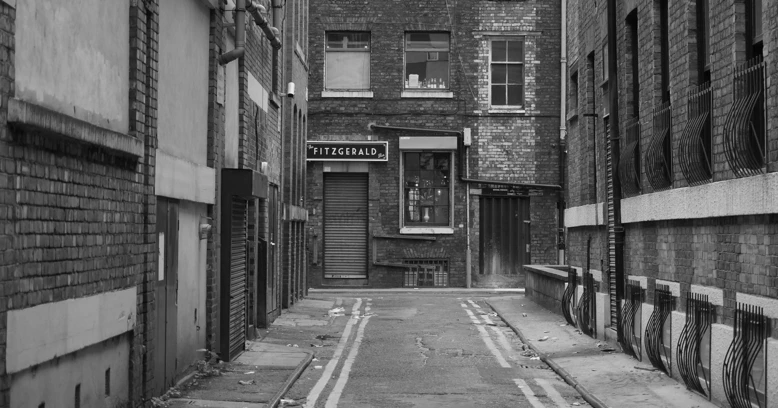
[507,85,523,106]
[492,40,507,62]
[434,188,449,205]
[406,52,450,89]
[406,33,449,50]
[419,153,434,170]
[491,85,506,105]
[434,153,450,186]
[752,0,762,40]
[507,41,524,62]
[507,65,523,83]
[325,52,370,89]
[405,188,420,222]
[434,206,449,225]
[327,32,370,49]
[491,65,507,84]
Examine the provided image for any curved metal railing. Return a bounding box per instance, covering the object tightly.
[679,82,713,186]
[677,293,713,398]
[723,303,768,408]
[619,280,643,360]
[724,56,766,178]
[645,284,675,375]
[619,117,642,197]
[561,266,577,327]
[645,101,673,191]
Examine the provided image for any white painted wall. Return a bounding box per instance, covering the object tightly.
[158,0,210,165]
[6,288,136,374]
[11,334,130,408]
[176,202,208,374]
[15,0,129,133]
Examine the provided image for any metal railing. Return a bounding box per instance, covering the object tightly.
[645,284,675,375]
[576,270,596,337]
[619,117,642,197]
[646,101,673,191]
[561,266,577,327]
[677,293,713,398]
[724,56,767,178]
[403,259,449,287]
[723,303,769,408]
[679,82,713,185]
[620,280,643,360]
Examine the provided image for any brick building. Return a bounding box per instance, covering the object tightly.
[306,0,562,289]
[0,0,307,405]
[564,0,778,405]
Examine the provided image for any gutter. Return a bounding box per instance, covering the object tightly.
[218,0,282,66]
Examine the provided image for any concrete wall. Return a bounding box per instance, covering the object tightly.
[10,334,131,408]
[158,0,210,165]
[176,201,208,373]
[14,0,129,133]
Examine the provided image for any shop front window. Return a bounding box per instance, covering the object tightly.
[403,152,451,226]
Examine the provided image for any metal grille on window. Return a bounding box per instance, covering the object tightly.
[620,280,643,360]
[646,101,673,191]
[403,259,449,287]
[575,269,596,337]
[618,117,641,197]
[723,303,769,408]
[561,266,577,327]
[645,284,675,375]
[677,292,713,398]
[679,82,713,185]
[724,56,766,178]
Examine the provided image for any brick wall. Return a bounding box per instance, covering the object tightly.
[567,0,778,333]
[307,0,561,288]
[0,0,158,405]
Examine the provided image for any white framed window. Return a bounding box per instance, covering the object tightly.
[404,33,450,90]
[325,32,370,90]
[401,152,453,229]
[489,39,525,107]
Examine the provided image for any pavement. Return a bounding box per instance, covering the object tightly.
[157,291,720,408]
[487,295,719,408]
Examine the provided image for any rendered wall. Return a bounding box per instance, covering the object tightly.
[14,0,129,134]
[10,334,131,408]
[176,201,208,373]
[158,0,210,165]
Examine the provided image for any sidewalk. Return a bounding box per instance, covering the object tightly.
[163,341,313,408]
[487,295,719,408]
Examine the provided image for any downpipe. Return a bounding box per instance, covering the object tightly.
[218,0,282,66]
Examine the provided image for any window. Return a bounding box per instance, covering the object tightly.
[696,0,710,81]
[747,0,763,57]
[325,32,370,90]
[405,33,450,89]
[490,39,524,106]
[402,152,452,226]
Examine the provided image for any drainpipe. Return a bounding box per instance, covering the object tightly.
[559,0,568,265]
[607,0,625,339]
[218,0,282,66]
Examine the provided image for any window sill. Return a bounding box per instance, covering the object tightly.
[400,227,454,235]
[322,90,374,98]
[401,90,454,99]
[488,108,526,114]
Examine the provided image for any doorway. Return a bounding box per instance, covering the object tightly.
[479,196,530,285]
[154,198,179,396]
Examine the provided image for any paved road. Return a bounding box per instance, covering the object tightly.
[265,293,590,408]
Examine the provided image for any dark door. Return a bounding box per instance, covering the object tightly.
[153,198,179,396]
[267,185,279,322]
[323,173,368,279]
[479,196,529,283]
[228,198,248,360]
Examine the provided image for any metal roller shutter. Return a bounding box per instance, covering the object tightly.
[324,173,368,278]
[229,198,248,359]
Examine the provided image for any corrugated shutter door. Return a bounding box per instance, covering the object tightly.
[324,173,368,278]
[229,198,248,359]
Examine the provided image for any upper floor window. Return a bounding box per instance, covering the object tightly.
[325,32,370,90]
[405,33,450,90]
[490,39,525,107]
